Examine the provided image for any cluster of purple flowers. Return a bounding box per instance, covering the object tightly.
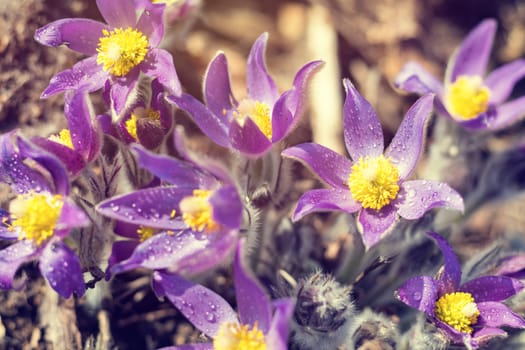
[1,1,525,349]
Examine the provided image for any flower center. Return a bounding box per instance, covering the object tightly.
[347,155,400,210]
[435,292,480,334]
[233,99,272,139]
[48,129,74,149]
[179,189,219,233]
[125,107,161,140]
[445,75,491,120]
[8,193,64,245]
[136,225,156,242]
[96,28,149,77]
[213,322,267,350]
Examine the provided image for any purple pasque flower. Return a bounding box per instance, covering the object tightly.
[31,91,100,177]
[96,137,243,276]
[282,79,464,248]
[397,232,525,348]
[153,239,294,350]
[0,131,89,298]
[34,0,181,114]
[98,79,173,150]
[166,32,324,157]
[395,19,525,131]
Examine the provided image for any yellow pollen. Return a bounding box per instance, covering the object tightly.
[8,193,64,246]
[233,99,272,139]
[435,292,480,334]
[179,189,219,233]
[49,129,74,149]
[347,155,400,210]
[445,75,491,120]
[213,322,267,350]
[125,108,161,140]
[96,27,149,77]
[136,225,156,242]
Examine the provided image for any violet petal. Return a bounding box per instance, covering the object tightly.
[477,301,525,328]
[229,116,272,157]
[472,327,507,347]
[204,52,236,118]
[385,94,434,179]
[209,185,242,231]
[342,79,384,160]
[427,232,461,294]
[396,180,464,220]
[96,0,137,28]
[136,3,165,47]
[31,138,85,177]
[484,59,525,104]
[234,239,272,332]
[167,93,230,148]
[96,186,192,230]
[282,143,352,189]
[34,18,107,55]
[266,299,294,350]
[246,33,279,105]
[357,206,398,249]
[396,275,438,316]
[394,62,444,96]
[40,241,86,298]
[448,19,497,82]
[152,270,238,338]
[460,276,523,302]
[141,48,182,96]
[292,188,360,221]
[110,68,139,115]
[0,240,37,290]
[486,96,525,131]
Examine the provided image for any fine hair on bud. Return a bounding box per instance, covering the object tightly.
[346,308,399,350]
[289,271,355,350]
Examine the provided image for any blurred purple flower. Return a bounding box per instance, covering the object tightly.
[167,32,324,157]
[0,131,89,298]
[282,79,464,248]
[96,136,243,276]
[153,239,293,350]
[395,19,525,130]
[34,0,181,114]
[397,232,525,349]
[98,79,174,149]
[31,91,101,177]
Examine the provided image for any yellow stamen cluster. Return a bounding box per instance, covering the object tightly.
[213,322,267,350]
[97,28,149,77]
[347,155,400,210]
[445,75,491,120]
[136,226,156,242]
[152,0,182,5]
[125,108,161,140]
[435,292,480,334]
[49,129,74,149]
[233,99,272,140]
[8,193,64,246]
[179,189,219,233]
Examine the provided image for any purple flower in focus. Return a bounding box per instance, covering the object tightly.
[96,135,243,276]
[0,132,89,298]
[282,79,464,248]
[98,79,174,150]
[34,0,181,114]
[31,91,101,177]
[167,33,324,157]
[397,232,525,348]
[395,19,525,130]
[153,239,293,349]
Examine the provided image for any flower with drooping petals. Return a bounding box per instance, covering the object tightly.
[31,91,100,177]
[96,130,243,276]
[397,232,525,349]
[34,0,181,114]
[152,239,293,350]
[282,79,464,248]
[0,131,89,298]
[395,19,525,130]
[166,32,324,157]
